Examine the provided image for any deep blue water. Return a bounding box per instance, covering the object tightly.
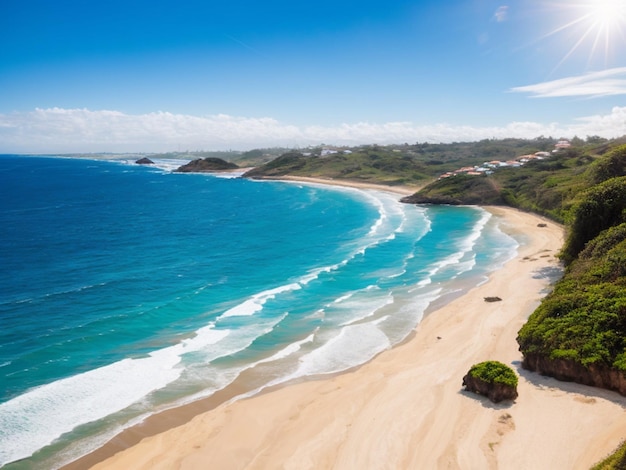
[0,155,518,468]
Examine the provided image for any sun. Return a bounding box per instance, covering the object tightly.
[589,0,626,29]
[541,0,626,71]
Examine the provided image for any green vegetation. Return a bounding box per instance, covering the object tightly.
[240,137,593,186]
[412,147,594,221]
[493,149,593,221]
[175,157,239,172]
[401,174,502,205]
[591,440,626,470]
[514,146,626,378]
[467,361,518,388]
[406,143,626,224]
[517,222,626,370]
[243,148,433,186]
[561,176,626,263]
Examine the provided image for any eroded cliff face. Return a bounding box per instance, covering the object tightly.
[522,353,626,396]
[462,374,518,403]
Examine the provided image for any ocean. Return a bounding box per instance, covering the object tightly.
[0,155,518,468]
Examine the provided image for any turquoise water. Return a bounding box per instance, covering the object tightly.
[0,155,518,468]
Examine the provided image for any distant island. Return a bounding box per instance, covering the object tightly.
[175,157,239,172]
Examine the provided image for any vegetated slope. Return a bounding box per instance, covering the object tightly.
[241,138,571,187]
[243,149,432,186]
[514,145,626,395]
[405,147,595,221]
[517,219,626,393]
[405,143,626,223]
[175,157,239,172]
[400,174,503,205]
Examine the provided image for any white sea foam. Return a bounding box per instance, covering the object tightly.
[0,310,297,467]
[333,292,354,304]
[161,314,292,406]
[140,158,191,172]
[185,314,288,365]
[291,323,391,377]
[209,170,248,179]
[238,322,392,401]
[0,322,238,466]
[416,208,490,286]
[219,283,301,318]
[0,350,184,466]
[252,332,316,366]
[178,324,232,354]
[336,292,394,326]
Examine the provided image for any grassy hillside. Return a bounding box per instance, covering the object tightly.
[243,149,432,186]
[517,221,626,371]
[241,138,585,186]
[409,147,593,221]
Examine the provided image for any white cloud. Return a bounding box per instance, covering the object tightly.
[494,6,509,22]
[510,67,626,98]
[0,106,625,153]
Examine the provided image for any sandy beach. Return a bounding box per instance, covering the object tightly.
[80,187,626,470]
[251,175,424,196]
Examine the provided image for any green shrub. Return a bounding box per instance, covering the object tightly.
[562,177,626,263]
[518,224,626,371]
[588,144,626,184]
[591,440,626,469]
[467,361,518,387]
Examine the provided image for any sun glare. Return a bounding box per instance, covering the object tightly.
[590,0,625,28]
[542,0,626,71]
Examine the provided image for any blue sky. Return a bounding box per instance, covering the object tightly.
[1,0,626,152]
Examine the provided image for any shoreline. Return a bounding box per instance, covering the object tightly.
[68,181,626,470]
[249,175,425,195]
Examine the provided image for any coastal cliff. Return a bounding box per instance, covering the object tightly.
[522,353,626,396]
[517,176,626,396]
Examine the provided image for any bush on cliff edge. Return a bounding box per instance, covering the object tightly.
[463,361,518,403]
